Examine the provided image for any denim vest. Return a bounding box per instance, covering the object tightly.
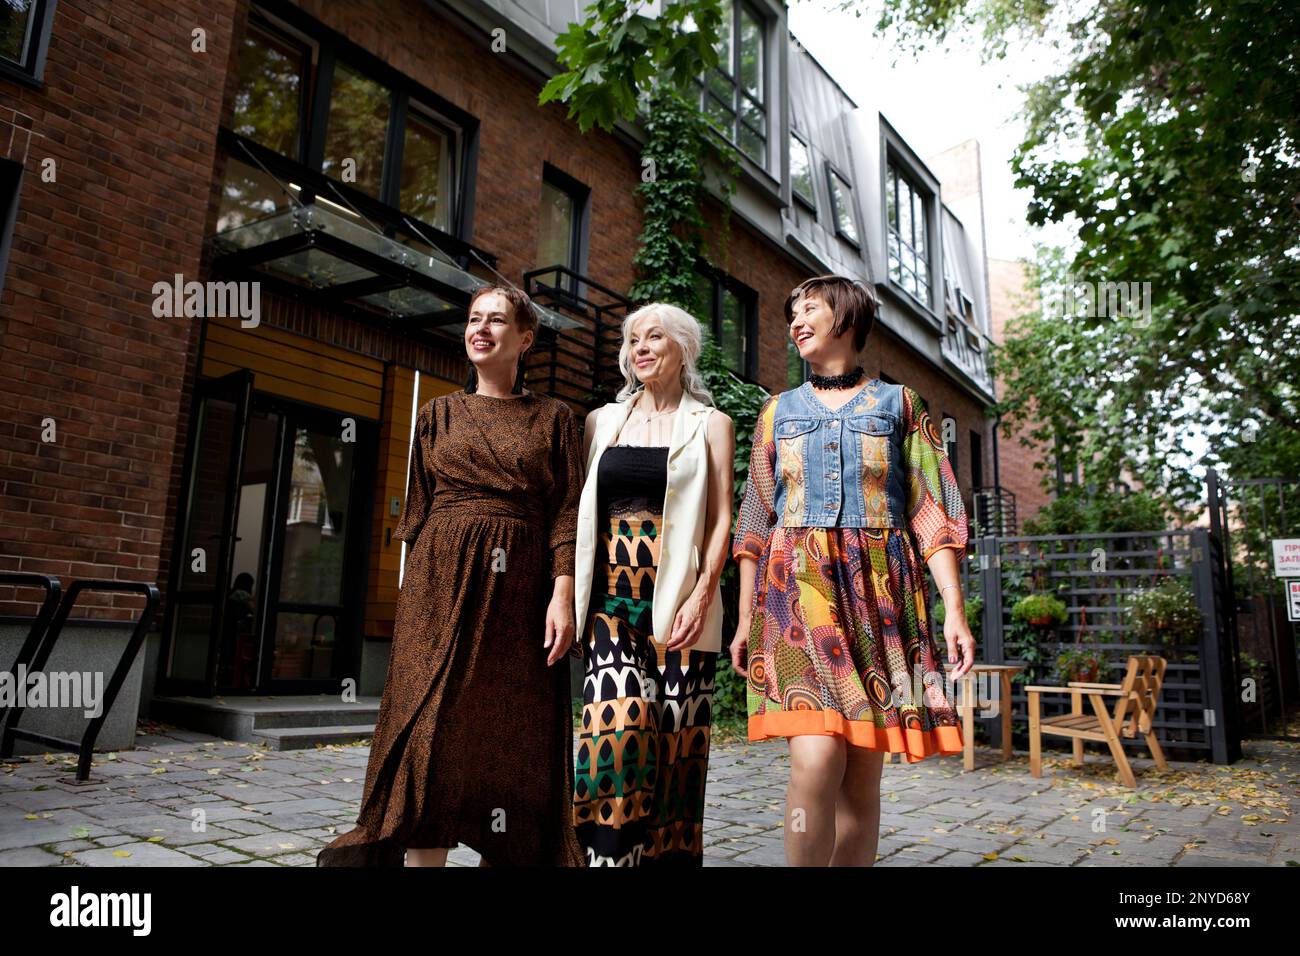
[772,379,907,528]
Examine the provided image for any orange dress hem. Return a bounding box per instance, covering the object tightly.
[748,711,964,764]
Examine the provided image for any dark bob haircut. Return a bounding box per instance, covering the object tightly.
[784,274,877,352]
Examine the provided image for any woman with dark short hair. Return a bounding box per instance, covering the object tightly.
[317,283,585,867]
[730,274,974,866]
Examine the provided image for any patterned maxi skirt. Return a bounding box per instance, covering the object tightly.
[746,525,963,762]
[573,508,716,866]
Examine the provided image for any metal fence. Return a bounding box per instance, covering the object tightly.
[962,528,1239,764]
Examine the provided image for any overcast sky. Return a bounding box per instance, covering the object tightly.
[788,0,1079,263]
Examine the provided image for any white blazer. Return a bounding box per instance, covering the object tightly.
[573,391,725,654]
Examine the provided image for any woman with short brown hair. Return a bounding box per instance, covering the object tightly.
[730,273,974,866]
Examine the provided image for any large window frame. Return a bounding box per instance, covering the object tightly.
[697,0,769,170]
[0,0,57,87]
[223,3,477,244]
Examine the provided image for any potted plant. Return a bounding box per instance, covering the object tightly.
[1056,645,1108,684]
[1126,577,1202,647]
[1011,593,1068,630]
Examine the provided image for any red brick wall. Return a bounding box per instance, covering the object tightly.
[988,257,1052,525]
[0,0,238,619]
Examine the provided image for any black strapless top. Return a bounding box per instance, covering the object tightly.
[598,444,669,517]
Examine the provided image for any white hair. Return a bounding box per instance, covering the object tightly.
[614,301,714,405]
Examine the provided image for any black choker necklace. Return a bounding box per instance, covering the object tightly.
[808,366,866,389]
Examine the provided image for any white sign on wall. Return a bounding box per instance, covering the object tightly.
[1272,539,1300,577]
[1288,580,1300,623]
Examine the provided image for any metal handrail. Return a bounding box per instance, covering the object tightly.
[0,572,62,729]
[0,579,160,782]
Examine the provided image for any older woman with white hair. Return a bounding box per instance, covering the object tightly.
[571,301,735,866]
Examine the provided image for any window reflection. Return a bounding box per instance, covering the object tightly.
[828,166,858,245]
[279,427,352,606]
[322,62,390,198]
[401,109,454,229]
[216,158,293,232]
[537,180,576,279]
[791,134,814,207]
[0,0,37,68]
[232,21,306,159]
[694,268,753,378]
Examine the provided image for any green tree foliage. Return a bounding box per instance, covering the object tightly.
[867,0,1299,503]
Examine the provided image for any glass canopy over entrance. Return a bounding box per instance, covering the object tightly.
[207,201,582,338]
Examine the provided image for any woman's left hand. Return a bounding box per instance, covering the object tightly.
[943,612,976,684]
[666,587,707,651]
[544,592,575,666]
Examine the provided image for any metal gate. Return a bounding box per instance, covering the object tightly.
[1206,469,1300,741]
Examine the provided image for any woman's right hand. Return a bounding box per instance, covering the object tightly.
[729,618,750,677]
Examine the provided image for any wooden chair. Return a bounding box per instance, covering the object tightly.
[1026,655,1168,788]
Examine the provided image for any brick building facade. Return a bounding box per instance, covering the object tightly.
[1,0,1003,740]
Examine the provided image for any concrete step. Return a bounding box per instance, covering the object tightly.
[250,724,377,751]
[149,695,381,743]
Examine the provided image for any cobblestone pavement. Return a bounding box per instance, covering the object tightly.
[1,724,1295,867]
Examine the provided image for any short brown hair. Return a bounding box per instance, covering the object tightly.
[468,283,540,337]
[784,274,877,352]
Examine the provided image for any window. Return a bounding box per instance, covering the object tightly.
[790,132,815,211]
[232,19,311,160]
[535,164,589,293]
[222,7,471,238]
[699,0,767,167]
[941,415,958,473]
[693,265,756,379]
[0,158,22,296]
[971,430,983,491]
[887,161,932,308]
[321,61,390,198]
[826,163,858,246]
[400,107,457,231]
[0,0,56,85]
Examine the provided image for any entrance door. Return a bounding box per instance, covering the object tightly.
[162,370,254,695]
[162,382,376,696]
[258,401,375,693]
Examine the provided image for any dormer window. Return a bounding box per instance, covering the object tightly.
[826,163,859,246]
[886,161,932,308]
[790,132,815,211]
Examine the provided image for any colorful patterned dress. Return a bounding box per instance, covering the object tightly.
[573,444,715,866]
[731,382,968,762]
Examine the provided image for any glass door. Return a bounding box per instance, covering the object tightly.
[161,370,254,695]
[258,401,375,693]
[162,379,376,696]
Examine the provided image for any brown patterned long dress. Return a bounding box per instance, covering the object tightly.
[316,388,586,867]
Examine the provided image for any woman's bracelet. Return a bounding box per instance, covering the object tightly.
[940,584,962,597]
